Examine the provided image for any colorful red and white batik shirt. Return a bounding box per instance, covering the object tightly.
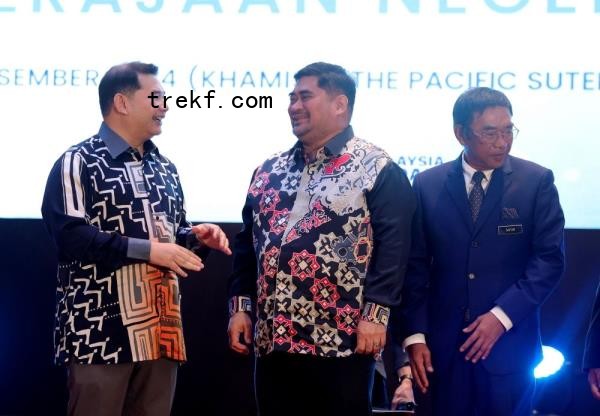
[42,122,205,365]
[229,126,415,357]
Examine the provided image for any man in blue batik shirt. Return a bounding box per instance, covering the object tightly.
[42,61,231,416]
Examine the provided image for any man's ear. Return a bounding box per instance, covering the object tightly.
[334,94,349,116]
[454,125,467,146]
[112,93,129,115]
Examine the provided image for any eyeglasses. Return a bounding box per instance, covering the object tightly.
[470,126,519,143]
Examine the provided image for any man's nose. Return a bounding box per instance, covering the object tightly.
[493,137,509,149]
[288,99,302,113]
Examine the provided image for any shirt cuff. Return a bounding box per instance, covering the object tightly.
[229,296,252,316]
[361,302,390,326]
[127,238,151,261]
[402,333,426,349]
[176,227,212,259]
[491,306,513,331]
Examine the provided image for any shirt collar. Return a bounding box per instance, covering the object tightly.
[324,125,354,156]
[461,152,494,183]
[290,125,354,161]
[98,122,158,159]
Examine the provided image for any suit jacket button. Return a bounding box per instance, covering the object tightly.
[471,241,479,248]
[468,273,476,280]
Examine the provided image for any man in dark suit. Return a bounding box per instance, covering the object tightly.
[583,279,600,400]
[395,87,565,415]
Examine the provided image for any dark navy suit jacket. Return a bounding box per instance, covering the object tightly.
[397,154,565,375]
[583,280,600,370]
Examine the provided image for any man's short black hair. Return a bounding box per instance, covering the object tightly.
[453,87,513,128]
[98,61,158,116]
[294,62,356,117]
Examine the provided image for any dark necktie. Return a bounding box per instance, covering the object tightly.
[469,171,485,222]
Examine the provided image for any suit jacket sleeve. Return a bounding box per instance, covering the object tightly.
[494,169,565,325]
[398,174,431,338]
[584,278,600,370]
[389,304,411,370]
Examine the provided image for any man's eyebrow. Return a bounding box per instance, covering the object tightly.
[293,89,312,95]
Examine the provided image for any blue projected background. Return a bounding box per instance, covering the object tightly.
[0,1,599,228]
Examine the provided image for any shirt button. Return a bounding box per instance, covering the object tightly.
[471,241,479,248]
[468,273,476,280]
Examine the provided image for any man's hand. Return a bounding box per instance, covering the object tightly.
[355,320,386,355]
[407,343,433,394]
[391,372,415,410]
[588,368,600,400]
[149,241,203,277]
[228,312,253,354]
[191,223,232,255]
[459,311,505,363]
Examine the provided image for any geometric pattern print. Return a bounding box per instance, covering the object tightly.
[116,264,184,362]
[228,296,253,316]
[55,262,125,364]
[248,136,392,358]
[54,134,188,364]
[284,199,331,243]
[361,302,390,327]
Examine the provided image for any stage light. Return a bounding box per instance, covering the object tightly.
[534,345,565,379]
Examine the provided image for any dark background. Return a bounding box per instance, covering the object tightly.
[1,219,599,415]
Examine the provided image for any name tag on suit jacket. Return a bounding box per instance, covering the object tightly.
[498,224,524,235]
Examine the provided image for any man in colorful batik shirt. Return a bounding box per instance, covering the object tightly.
[227,62,415,416]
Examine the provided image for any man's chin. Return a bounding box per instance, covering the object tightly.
[489,155,507,168]
[292,127,308,139]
